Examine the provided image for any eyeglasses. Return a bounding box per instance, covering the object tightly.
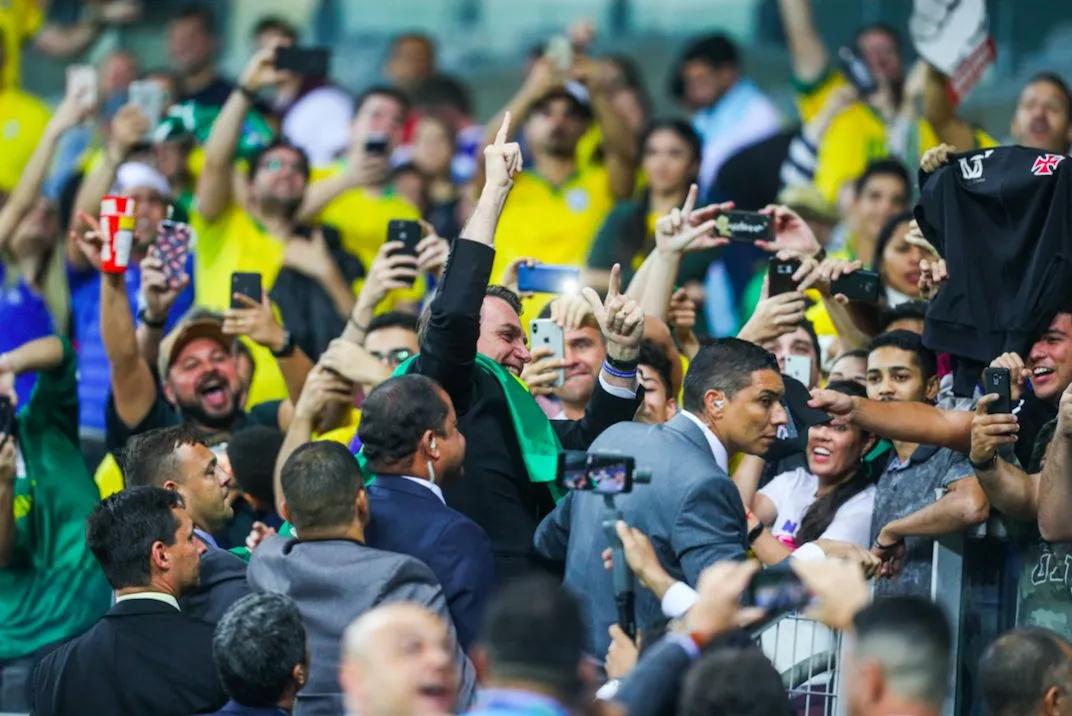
[370,348,414,366]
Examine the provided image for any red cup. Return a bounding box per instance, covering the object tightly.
[100,195,137,274]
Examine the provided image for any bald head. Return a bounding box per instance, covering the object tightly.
[340,603,458,716]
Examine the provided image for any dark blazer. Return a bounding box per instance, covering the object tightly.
[31,598,227,716]
[180,535,251,624]
[365,475,495,650]
[410,238,642,583]
[534,412,747,658]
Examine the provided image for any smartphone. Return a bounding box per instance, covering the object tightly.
[557,451,635,494]
[784,355,813,387]
[545,35,573,72]
[517,265,581,295]
[767,258,801,297]
[0,395,14,439]
[128,80,165,138]
[838,45,878,96]
[230,272,262,309]
[154,218,193,287]
[274,46,331,76]
[365,134,390,155]
[983,367,1012,414]
[530,318,565,388]
[831,269,882,304]
[714,211,772,242]
[747,565,812,614]
[66,64,98,109]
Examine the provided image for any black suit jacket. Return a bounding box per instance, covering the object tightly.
[179,535,251,624]
[365,476,495,650]
[31,599,227,716]
[409,238,642,583]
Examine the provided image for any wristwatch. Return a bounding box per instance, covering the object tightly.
[748,521,765,545]
[271,331,296,358]
[969,454,998,471]
[137,307,168,330]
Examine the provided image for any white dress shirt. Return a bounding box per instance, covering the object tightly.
[400,475,445,504]
[115,591,180,611]
[679,410,730,473]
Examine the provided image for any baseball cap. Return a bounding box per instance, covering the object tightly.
[157,317,232,379]
[782,375,832,429]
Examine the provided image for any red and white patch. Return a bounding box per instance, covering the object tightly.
[1032,154,1066,176]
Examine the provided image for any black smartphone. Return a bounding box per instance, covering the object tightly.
[714,211,773,242]
[767,258,801,296]
[837,45,878,96]
[983,367,1012,414]
[557,451,636,495]
[831,269,882,303]
[230,272,262,309]
[747,564,811,614]
[274,47,330,77]
[365,134,389,155]
[387,220,422,257]
[0,395,14,439]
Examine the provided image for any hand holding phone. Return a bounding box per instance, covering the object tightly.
[66,65,98,109]
[274,47,331,77]
[747,564,811,615]
[154,217,193,288]
[831,269,882,303]
[714,211,773,242]
[530,319,565,389]
[128,80,165,139]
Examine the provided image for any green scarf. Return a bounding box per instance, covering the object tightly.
[386,354,566,502]
[267,353,566,547]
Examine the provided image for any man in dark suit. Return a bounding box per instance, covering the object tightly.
[535,338,788,657]
[408,115,644,582]
[249,441,477,716]
[119,425,251,624]
[360,374,495,651]
[32,487,228,716]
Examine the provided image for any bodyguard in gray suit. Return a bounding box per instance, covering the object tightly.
[535,338,788,658]
[249,441,478,716]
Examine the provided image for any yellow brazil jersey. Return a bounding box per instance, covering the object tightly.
[188,204,292,408]
[577,124,648,193]
[0,0,42,91]
[311,164,427,309]
[0,88,49,192]
[796,69,997,203]
[492,166,615,320]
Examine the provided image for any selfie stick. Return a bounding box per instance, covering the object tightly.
[602,494,635,641]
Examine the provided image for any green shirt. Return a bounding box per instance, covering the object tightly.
[0,338,112,659]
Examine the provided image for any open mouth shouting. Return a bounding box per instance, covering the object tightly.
[197,373,232,411]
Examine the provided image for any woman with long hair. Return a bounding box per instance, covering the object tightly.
[740,380,881,567]
[584,119,719,294]
[872,210,927,307]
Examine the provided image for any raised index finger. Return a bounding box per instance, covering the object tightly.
[495,111,512,146]
[606,263,622,300]
[681,183,698,215]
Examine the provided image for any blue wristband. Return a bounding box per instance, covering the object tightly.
[602,361,637,380]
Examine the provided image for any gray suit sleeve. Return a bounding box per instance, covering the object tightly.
[615,636,696,716]
[533,491,574,563]
[383,558,479,711]
[673,473,748,585]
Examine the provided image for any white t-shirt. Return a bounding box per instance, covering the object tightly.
[758,467,876,551]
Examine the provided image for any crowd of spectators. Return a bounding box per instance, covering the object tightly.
[3,1,1072,715]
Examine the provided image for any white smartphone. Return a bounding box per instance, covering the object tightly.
[66,65,98,109]
[545,35,573,72]
[784,354,813,387]
[128,80,165,138]
[530,319,565,389]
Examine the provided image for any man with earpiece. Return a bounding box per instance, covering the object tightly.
[357,374,495,653]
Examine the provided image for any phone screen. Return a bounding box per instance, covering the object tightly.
[747,566,811,614]
[714,211,772,242]
[517,265,581,294]
[557,451,635,493]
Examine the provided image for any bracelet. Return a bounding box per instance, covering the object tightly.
[238,85,259,102]
[604,355,639,373]
[748,521,765,545]
[137,308,168,330]
[969,454,998,471]
[602,361,637,380]
[872,536,905,551]
[348,316,367,334]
